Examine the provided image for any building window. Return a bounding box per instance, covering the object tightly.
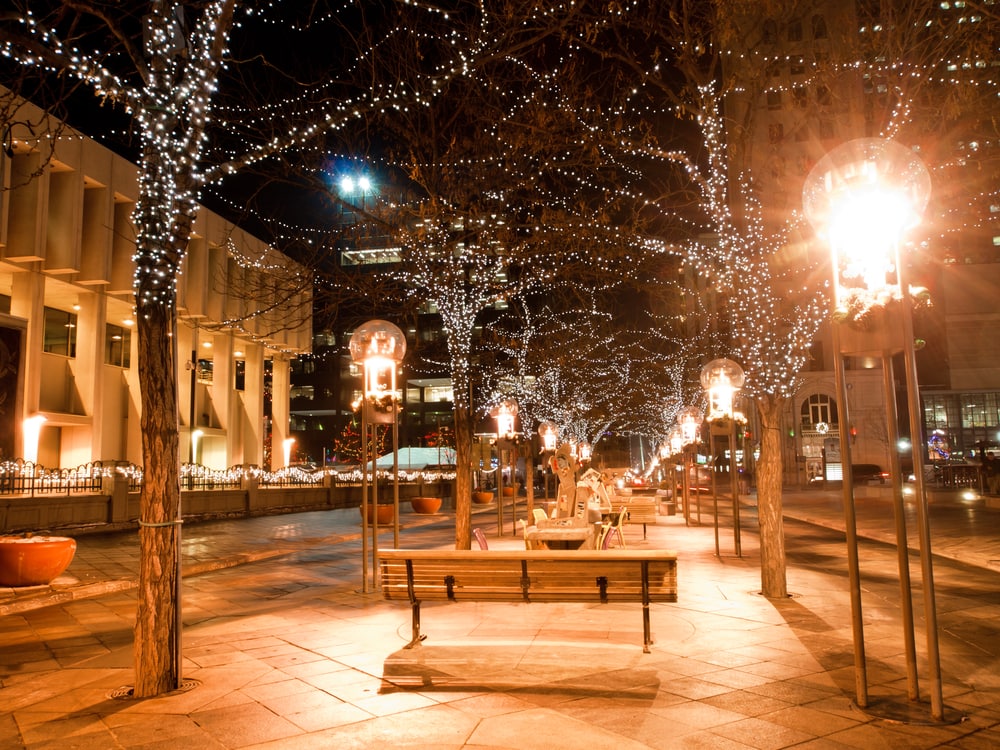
[793,85,808,108]
[788,19,803,42]
[105,323,131,368]
[816,85,831,105]
[763,19,777,44]
[768,123,785,144]
[767,90,783,110]
[43,307,77,357]
[235,359,246,391]
[801,393,838,430]
[812,14,828,40]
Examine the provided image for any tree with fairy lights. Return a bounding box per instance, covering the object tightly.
[340,27,651,550]
[0,0,580,695]
[570,0,999,598]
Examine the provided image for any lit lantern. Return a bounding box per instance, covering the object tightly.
[491,399,518,439]
[349,319,406,399]
[537,421,558,451]
[678,406,704,445]
[700,358,744,422]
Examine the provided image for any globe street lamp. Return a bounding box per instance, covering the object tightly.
[678,405,704,524]
[700,358,744,557]
[490,399,519,535]
[349,319,406,593]
[537,421,558,503]
[804,138,947,723]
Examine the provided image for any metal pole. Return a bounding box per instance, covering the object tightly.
[710,433,719,557]
[882,351,920,700]
[392,405,399,550]
[899,262,944,721]
[832,324,868,709]
[361,399,370,593]
[730,419,741,558]
[496,441,504,535]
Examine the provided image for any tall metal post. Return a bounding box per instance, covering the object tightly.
[832,324,868,709]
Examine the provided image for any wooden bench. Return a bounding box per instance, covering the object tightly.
[610,495,659,538]
[379,548,678,652]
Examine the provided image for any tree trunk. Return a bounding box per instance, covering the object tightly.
[133,300,182,696]
[453,402,473,549]
[755,394,788,599]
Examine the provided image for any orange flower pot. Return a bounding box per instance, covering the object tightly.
[411,496,442,514]
[0,536,77,587]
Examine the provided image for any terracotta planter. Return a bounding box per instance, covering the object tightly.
[411,496,442,514]
[0,536,77,587]
[359,504,395,525]
[502,484,520,497]
[473,491,494,504]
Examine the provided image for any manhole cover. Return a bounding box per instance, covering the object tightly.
[108,679,200,701]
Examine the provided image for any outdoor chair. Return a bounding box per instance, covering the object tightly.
[532,508,549,525]
[518,518,535,550]
[602,506,627,549]
[473,527,489,550]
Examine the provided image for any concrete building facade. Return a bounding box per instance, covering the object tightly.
[0,92,311,471]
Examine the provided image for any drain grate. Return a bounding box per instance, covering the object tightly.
[108,678,200,701]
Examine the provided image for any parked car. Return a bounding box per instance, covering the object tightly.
[852,463,889,485]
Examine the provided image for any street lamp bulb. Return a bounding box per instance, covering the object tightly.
[358,176,371,191]
[340,176,355,193]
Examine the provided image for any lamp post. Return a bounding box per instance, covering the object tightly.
[490,399,518,535]
[700,359,744,557]
[678,406,704,525]
[804,138,948,723]
[538,421,558,503]
[349,319,406,593]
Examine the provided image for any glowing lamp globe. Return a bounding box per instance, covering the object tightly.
[700,358,744,422]
[349,320,406,397]
[802,138,931,309]
[537,421,558,451]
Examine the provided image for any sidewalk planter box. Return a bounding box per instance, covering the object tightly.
[0,536,77,587]
[410,496,442,514]
[473,491,494,504]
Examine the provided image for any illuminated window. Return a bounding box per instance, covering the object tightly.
[43,307,77,357]
[105,323,131,368]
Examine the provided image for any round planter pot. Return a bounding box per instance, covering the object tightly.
[411,496,442,514]
[473,491,494,504]
[0,536,77,587]
[359,504,395,525]
[502,485,520,497]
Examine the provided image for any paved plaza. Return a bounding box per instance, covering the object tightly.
[2,487,1000,749]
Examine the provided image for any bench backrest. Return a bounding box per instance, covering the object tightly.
[379,549,677,604]
[613,496,658,523]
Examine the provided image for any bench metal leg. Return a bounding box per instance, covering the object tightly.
[405,600,426,649]
[641,561,653,653]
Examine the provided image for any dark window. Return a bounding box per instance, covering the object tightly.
[788,20,803,42]
[812,14,828,40]
[767,90,783,110]
[768,123,785,144]
[793,85,808,108]
[816,85,831,105]
[763,19,777,44]
[43,307,77,357]
[235,359,246,391]
[105,323,131,368]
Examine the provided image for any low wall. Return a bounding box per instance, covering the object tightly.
[0,477,455,535]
